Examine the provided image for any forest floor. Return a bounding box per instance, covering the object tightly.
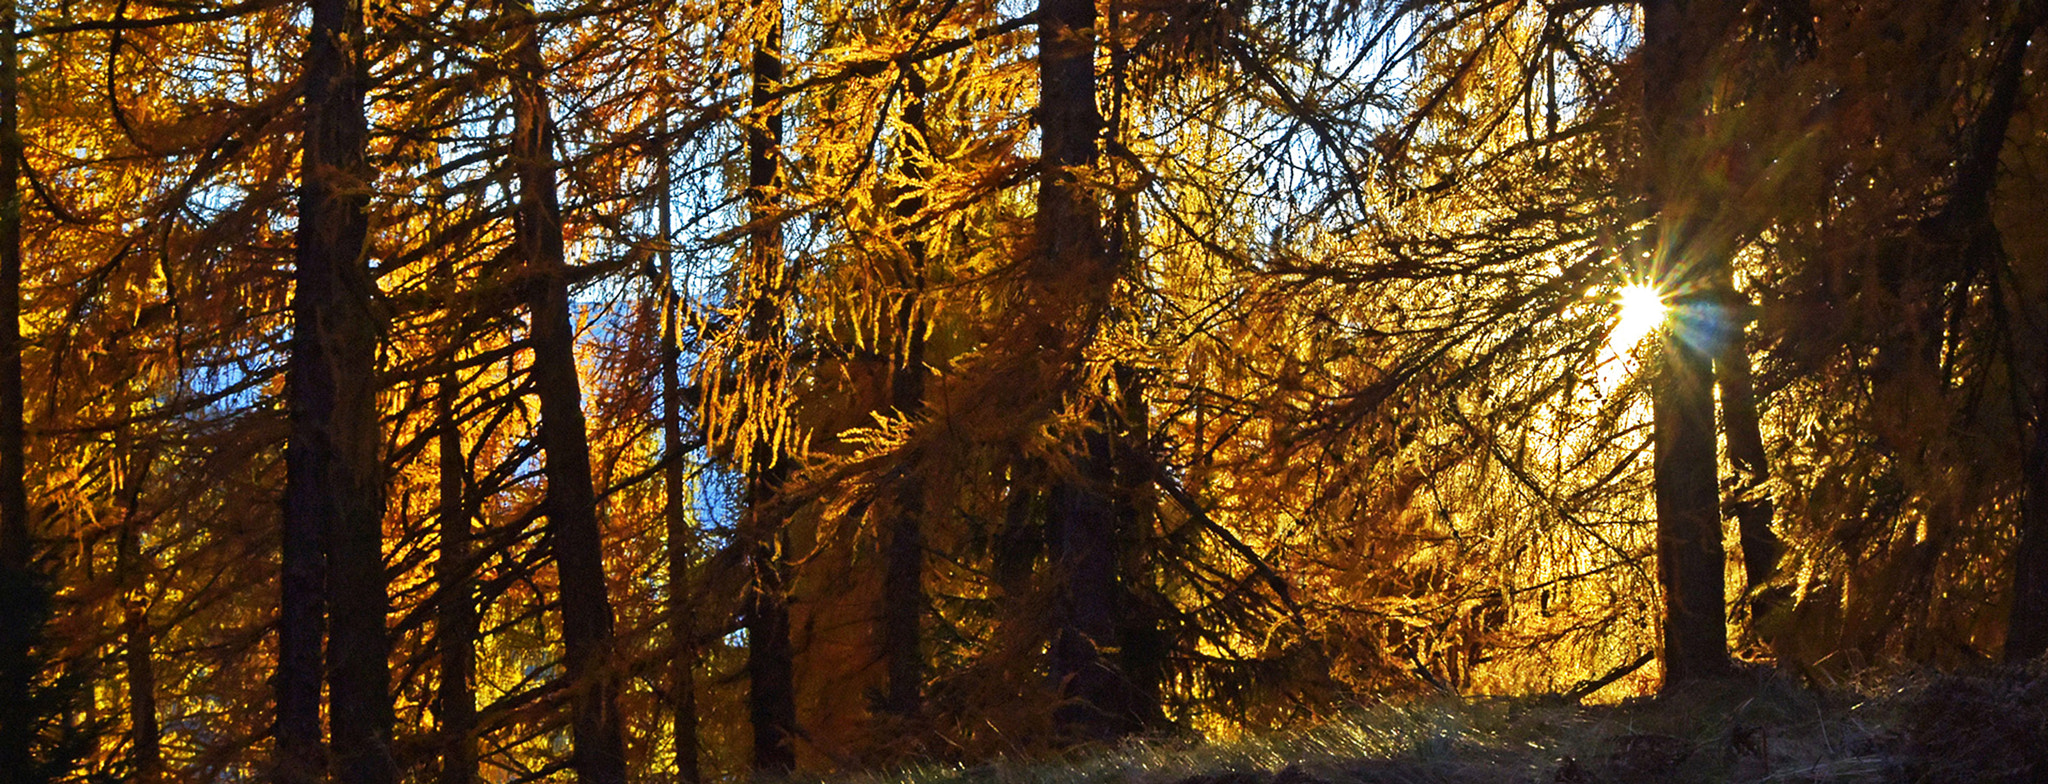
[846,668,2048,783]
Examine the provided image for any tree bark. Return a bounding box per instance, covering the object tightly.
[282,0,395,780]
[1110,364,1165,730]
[878,63,931,723]
[506,4,629,781]
[1971,11,2046,663]
[1717,323,1783,612]
[2016,400,2048,661]
[117,449,161,783]
[1653,324,1730,681]
[743,4,799,772]
[1036,0,1145,741]
[1641,0,1739,685]
[435,378,477,784]
[0,0,43,777]
[657,120,703,784]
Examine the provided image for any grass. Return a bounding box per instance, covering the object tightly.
[832,667,2048,783]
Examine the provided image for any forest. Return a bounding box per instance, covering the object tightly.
[0,0,2043,781]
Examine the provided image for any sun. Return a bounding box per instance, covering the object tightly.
[1610,283,1668,352]
[1592,283,1668,390]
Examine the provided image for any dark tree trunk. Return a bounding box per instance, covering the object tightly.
[2016,401,2048,662]
[1048,427,1134,741]
[746,533,796,775]
[1717,326,1783,612]
[120,576,161,783]
[1968,12,2045,663]
[657,124,703,784]
[505,4,629,782]
[878,63,931,722]
[435,378,477,784]
[0,1,42,778]
[994,474,1040,603]
[1110,364,1165,730]
[743,5,799,772]
[1653,326,1730,682]
[116,450,161,783]
[1036,0,1144,741]
[283,0,395,780]
[1640,0,1741,685]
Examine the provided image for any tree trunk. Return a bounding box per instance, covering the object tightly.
[1653,324,1730,681]
[2015,397,2048,662]
[117,449,161,783]
[1110,364,1165,730]
[1976,11,2045,663]
[1717,322,1784,614]
[1036,0,1143,741]
[0,0,43,777]
[435,378,477,784]
[878,63,931,722]
[657,121,703,784]
[743,4,799,772]
[746,534,796,774]
[283,0,395,780]
[994,473,1040,604]
[506,4,629,781]
[1640,0,1739,685]
[1048,427,1132,740]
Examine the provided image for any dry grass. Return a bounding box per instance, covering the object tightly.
[829,666,2048,784]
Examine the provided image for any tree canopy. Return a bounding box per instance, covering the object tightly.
[0,0,2044,780]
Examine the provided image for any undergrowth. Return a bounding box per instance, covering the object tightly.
[830,667,2048,784]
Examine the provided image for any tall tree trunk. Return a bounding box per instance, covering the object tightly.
[1641,0,1738,685]
[746,533,796,774]
[0,0,42,777]
[1965,10,2045,663]
[878,63,931,723]
[435,378,477,784]
[743,4,799,772]
[1652,324,1729,682]
[282,0,395,780]
[1048,427,1130,740]
[1110,363,1164,730]
[1037,0,1142,741]
[657,122,703,784]
[505,4,629,781]
[1718,324,1784,615]
[117,448,161,783]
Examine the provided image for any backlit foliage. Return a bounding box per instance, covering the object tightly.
[2,0,2044,780]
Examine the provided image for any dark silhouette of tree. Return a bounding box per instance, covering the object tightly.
[1036,0,1151,740]
[0,0,50,778]
[280,0,397,780]
[878,61,933,724]
[657,117,704,784]
[741,1,799,773]
[506,0,629,780]
[1640,0,1744,683]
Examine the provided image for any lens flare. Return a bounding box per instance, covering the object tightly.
[1610,284,1667,351]
[1592,283,1668,390]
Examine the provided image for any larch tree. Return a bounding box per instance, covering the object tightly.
[876,57,933,726]
[1640,0,1743,684]
[741,0,800,770]
[658,115,705,784]
[0,0,43,776]
[1035,0,1151,740]
[280,0,398,781]
[504,0,630,780]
